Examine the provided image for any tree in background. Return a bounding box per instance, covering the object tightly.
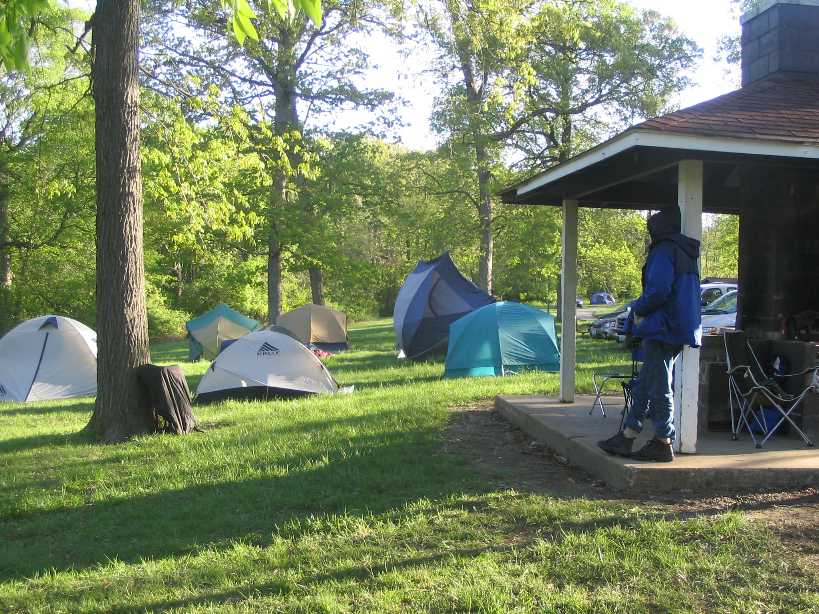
[144,0,395,321]
[0,0,51,71]
[716,0,765,83]
[0,6,95,333]
[701,214,739,279]
[421,0,698,294]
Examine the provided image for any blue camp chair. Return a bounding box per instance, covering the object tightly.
[724,331,817,448]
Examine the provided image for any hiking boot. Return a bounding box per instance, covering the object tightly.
[597,432,635,457]
[631,438,674,462]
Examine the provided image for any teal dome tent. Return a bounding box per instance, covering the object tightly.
[444,302,560,378]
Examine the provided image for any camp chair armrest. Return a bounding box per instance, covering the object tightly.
[775,366,819,378]
[726,364,754,376]
[727,364,777,391]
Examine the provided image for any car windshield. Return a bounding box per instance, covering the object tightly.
[703,291,737,315]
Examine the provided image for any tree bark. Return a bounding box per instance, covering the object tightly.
[308,266,324,305]
[87,0,154,442]
[449,2,494,295]
[172,261,183,298]
[268,222,282,323]
[0,180,13,333]
[475,141,493,294]
[266,26,300,323]
[0,180,12,289]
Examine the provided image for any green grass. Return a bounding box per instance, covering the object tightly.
[0,319,816,612]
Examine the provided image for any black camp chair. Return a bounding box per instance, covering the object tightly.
[591,359,640,431]
[723,331,817,448]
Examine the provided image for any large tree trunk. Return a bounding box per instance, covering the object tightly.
[267,29,300,323]
[268,222,282,323]
[0,181,13,333]
[308,266,324,305]
[475,142,493,294]
[449,2,494,295]
[88,0,154,442]
[555,113,572,322]
[0,181,12,289]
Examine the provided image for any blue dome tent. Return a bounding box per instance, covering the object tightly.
[393,252,494,359]
[444,302,560,378]
[186,304,260,361]
[590,291,615,305]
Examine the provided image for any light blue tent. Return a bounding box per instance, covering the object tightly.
[444,302,560,378]
[186,304,260,361]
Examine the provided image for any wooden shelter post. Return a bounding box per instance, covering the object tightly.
[560,198,578,402]
[673,160,703,453]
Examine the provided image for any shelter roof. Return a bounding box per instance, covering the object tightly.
[636,75,819,143]
[501,75,819,212]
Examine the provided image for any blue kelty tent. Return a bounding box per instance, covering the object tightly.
[393,252,494,359]
[444,302,560,378]
[186,304,260,361]
[590,291,615,305]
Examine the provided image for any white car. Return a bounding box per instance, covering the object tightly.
[701,290,737,335]
[700,282,737,307]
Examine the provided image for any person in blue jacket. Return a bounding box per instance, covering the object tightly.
[598,207,702,462]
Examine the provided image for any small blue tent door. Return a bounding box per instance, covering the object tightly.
[393,252,494,359]
[444,302,560,378]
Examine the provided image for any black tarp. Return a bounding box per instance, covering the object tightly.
[137,364,198,434]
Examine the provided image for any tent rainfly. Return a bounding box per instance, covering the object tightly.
[393,252,495,359]
[186,304,260,361]
[195,329,339,403]
[590,292,615,305]
[275,304,348,351]
[444,302,560,378]
[0,315,97,402]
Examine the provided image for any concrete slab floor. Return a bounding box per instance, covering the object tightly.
[495,395,819,492]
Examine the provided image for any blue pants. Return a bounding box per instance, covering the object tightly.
[624,339,682,440]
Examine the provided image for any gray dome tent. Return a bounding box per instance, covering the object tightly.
[393,252,494,359]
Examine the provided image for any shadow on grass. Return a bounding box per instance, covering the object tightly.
[0,411,468,580]
[105,544,525,613]
[0,428,95,456]
[0,399,94,418]
[55,493,706,613]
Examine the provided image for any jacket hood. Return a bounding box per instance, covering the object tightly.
[647,208,701,261]
[647,208,680,244]
[668,233,701,261]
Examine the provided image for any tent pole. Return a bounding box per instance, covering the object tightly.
[560,199,578,403]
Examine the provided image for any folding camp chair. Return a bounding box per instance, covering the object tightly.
[591,359,640,432]
[724,331,818,448]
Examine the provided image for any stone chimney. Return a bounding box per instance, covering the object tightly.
[741,0,819,86]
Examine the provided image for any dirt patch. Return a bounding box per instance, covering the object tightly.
[444,404,607,497]
[445,404,819,568]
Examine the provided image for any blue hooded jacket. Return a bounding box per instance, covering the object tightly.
[631,208,702,348]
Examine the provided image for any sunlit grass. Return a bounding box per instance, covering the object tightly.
[0,318,815,612]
